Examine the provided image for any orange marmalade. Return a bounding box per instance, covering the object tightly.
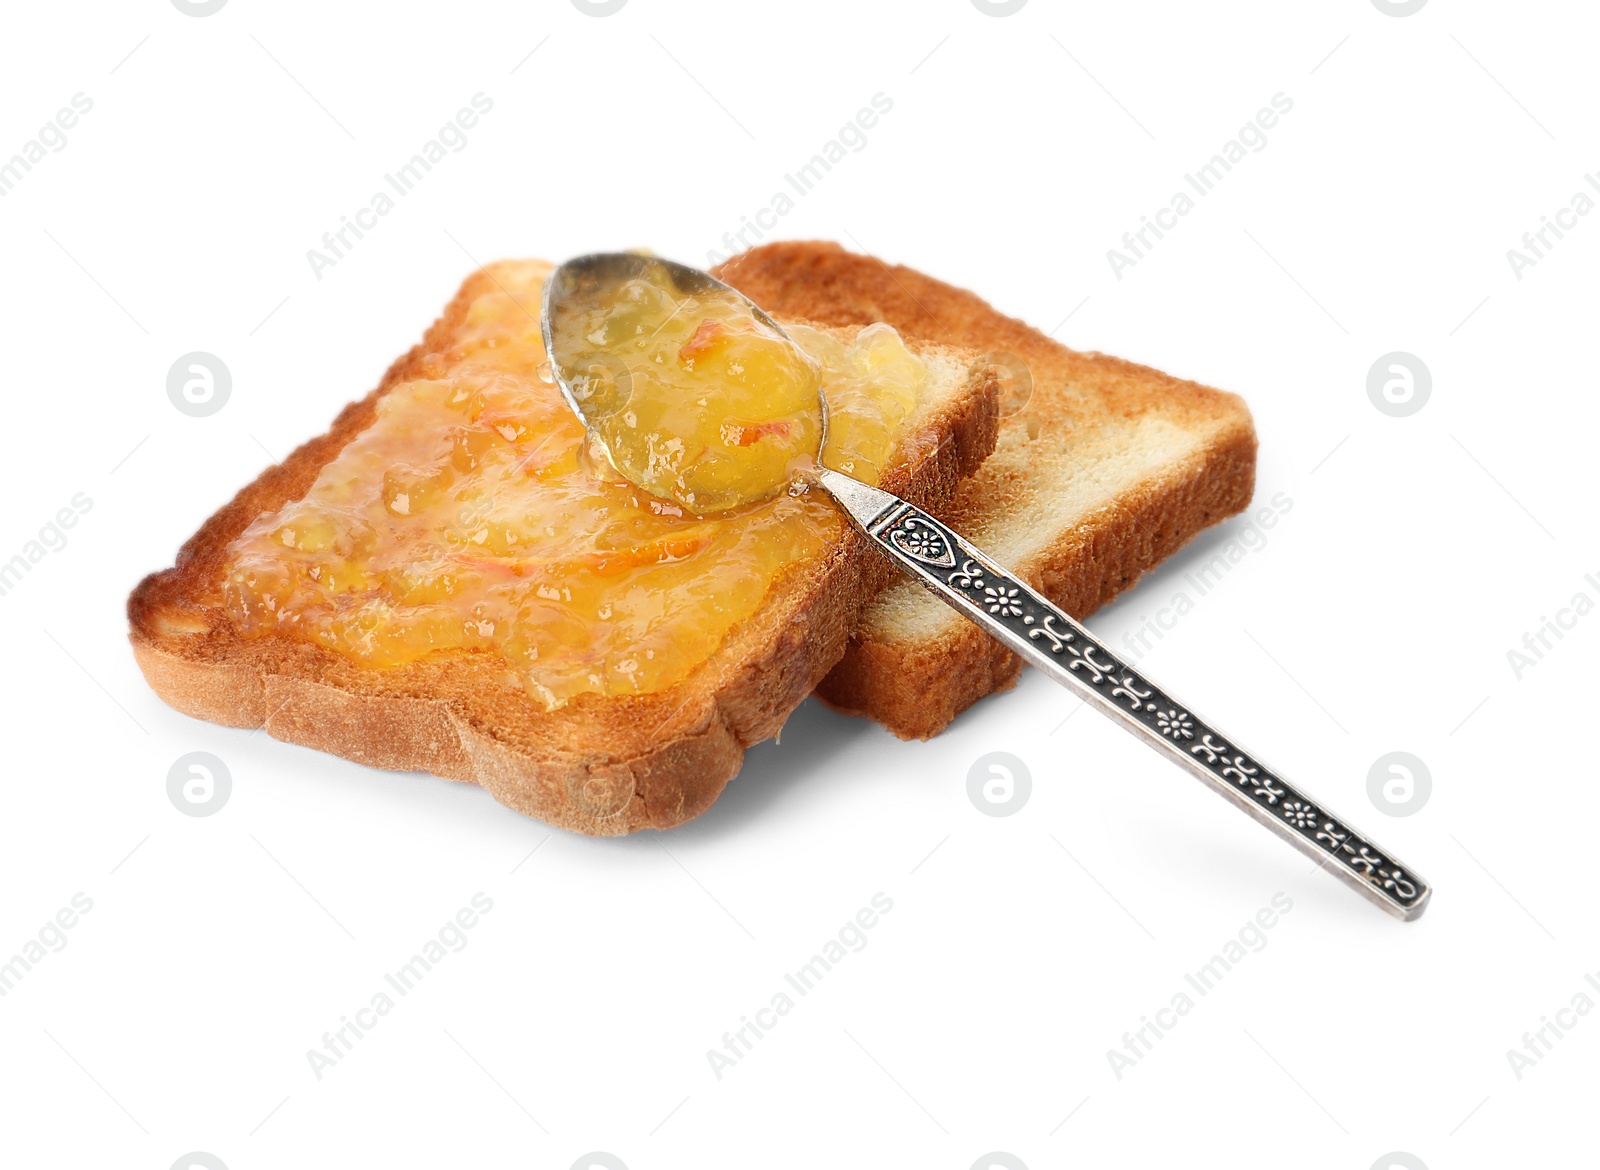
[547,259,824,513]
[221,260,928,706]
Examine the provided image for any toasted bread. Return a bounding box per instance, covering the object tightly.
[714,242,1257,739]
[128,260,999,833]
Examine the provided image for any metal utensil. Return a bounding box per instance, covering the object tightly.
[543,253,1431,922]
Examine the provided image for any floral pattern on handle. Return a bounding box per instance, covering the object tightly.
[866,500,1426,914]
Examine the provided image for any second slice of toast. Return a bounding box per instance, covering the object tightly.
[715,242,1257,739]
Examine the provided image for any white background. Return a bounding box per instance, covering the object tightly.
[1,1,1595,1167]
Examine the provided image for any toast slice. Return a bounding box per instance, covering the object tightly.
[128,259,999,833]
[713,242,1257,739]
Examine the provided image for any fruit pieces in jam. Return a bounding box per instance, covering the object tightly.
[220,260,929,707]
[547,261,824,514]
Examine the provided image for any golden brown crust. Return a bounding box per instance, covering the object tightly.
[807,430,1256,738]
[128,266,1000,833]
[714,241,1258,739]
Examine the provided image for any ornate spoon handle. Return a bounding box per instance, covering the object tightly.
[817,469,1430,921]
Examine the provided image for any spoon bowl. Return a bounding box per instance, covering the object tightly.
[543,253,828,512]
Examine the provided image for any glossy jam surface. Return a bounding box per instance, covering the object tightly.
[220,261,929,706]
[548,263,824,513]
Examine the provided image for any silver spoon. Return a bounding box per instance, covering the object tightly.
[543,252,1431,922]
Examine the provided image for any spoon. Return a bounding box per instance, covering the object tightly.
[543,253,1431,922]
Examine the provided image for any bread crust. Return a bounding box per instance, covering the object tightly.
[128,266,999,832]
[714,242,1257,739]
